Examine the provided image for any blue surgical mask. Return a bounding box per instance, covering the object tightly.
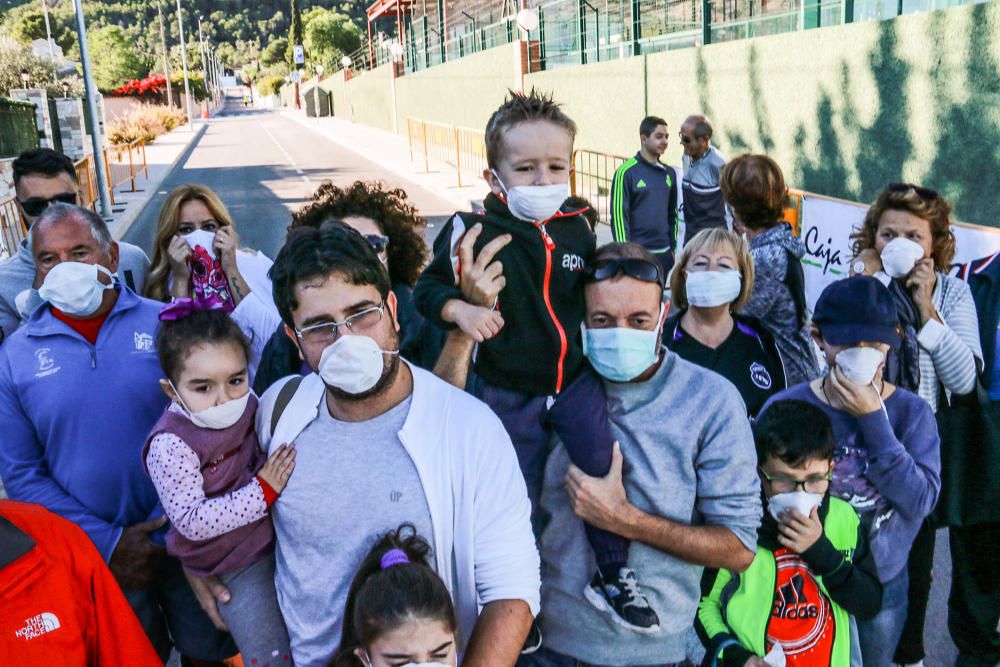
[582,305,664,382]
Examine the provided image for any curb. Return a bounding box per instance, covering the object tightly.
[281,111,486,212]
[112,122,208,241]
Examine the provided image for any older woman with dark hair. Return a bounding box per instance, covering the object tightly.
[850,183,983,667]
[722,154,820,385]
[253,181,444,393]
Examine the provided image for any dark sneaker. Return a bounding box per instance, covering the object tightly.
[584,567,660,633]
[521,619,543,654]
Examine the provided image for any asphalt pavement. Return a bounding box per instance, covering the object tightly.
[131,99,959,667]
[122,100,456,258]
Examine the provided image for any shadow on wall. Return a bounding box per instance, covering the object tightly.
[927,3,1000,225]
[725,45,777,155]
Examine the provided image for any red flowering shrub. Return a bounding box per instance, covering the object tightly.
[112,74,168,99]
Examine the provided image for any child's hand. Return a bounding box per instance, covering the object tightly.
[452,302,505,342]
[258,444,296,494]
[776,505,823,553]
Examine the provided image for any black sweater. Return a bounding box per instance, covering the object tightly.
[413,193,596,396]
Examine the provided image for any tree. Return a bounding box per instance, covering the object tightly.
[89,25,151,92]
[261,37,288,66]
[303,9,362,71]
[286,0,302,66]
[0,32,82,97]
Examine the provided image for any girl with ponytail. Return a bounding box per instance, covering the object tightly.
[332,524,457,667]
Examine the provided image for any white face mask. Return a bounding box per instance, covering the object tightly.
[38,262,115,317]
[492,170,569,222]
[15,287,43,319]
[684,270,742,308]
[319,335,399,395]
[767,490,823,521]
[182,229,218,258]
[170,382,252,430]
[835,346,885,385]
[879,237,925,278]
[362,649,452,667]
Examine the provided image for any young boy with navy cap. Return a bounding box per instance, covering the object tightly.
[759,276,941,667]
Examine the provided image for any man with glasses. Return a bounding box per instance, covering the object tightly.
[184,222,540,666]
[610,116,681,275]
[680,115,730,244]
[435,241,761,665]
[0,148,150,340]
[697,399,882,667]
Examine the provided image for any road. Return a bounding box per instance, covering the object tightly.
[123,102,456,259]
[128,101,958,667]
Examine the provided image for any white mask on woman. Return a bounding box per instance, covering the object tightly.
[684,270,742,308]
[182,229,218,258]
[38,262,115,317]
[879,237,925,278]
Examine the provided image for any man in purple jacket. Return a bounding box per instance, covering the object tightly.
[0,203,235,665]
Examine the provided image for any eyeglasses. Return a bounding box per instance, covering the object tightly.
[18,192,77,218]
[365,234,390,255]
[585,258,663,287]
[294,302,385,346]
[759,467,832,494]
[679,134,692,145]
[887,183,939,201]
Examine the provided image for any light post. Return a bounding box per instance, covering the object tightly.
[197,16,209,112]
[175,0,195,130]
[41,0,57,83]
[19,69,31,87]
[61,80,70,98]
[72,0,113,219]
[341,55,352,121]
[156,0,173,107]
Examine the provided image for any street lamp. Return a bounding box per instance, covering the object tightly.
[313,64,324,118]
[516,8,540,32]
[20,69,31,86]
[389,41,404,62]
[341,55,352,69]
[61,80,70,98]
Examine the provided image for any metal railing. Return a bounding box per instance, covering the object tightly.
[407,118,488,187]
[103,139,149,206]
[0,197,26,259]
[75,155,98,212]
[570,149,630,225]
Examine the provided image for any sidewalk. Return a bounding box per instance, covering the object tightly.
[282,110,490,213]
[107,122,207,241]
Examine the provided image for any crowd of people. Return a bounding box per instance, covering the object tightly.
[0,88,996,667]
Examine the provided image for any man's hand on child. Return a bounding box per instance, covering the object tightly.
[452,302,505,342]
[259,443,296,494]
[459,223,511,307]
[776,506,823,553]
[566,442,634,534]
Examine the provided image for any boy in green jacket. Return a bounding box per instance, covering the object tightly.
[696,399,882,667]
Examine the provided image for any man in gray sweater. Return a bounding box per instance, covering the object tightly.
[527,241,761,666]
[0,149,149,341]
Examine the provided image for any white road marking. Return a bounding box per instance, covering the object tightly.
[258,120,311,184]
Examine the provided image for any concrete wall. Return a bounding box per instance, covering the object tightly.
[317,1,1000,226]
[395,43,523,131]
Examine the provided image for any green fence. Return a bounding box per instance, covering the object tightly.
[0,98,39,158]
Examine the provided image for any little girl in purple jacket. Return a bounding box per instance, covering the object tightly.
[144,302,296,663]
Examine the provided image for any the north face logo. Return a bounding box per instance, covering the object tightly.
[636,179,647,189]
[15,612,61,640]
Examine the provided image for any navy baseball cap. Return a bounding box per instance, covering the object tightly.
[813,276,900,347]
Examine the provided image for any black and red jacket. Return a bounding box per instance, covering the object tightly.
[414,193,595,396]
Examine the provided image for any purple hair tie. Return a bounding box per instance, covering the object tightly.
[158,297,226,322]
[380,548,410,570]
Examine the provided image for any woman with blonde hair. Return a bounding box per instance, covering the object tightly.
[664,228,785,417]
[147,184,280,378]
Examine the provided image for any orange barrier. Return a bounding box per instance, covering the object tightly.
[407,118,487,188]
[75,155,98,212]
[102,139,149,206]
[0,197,27,259]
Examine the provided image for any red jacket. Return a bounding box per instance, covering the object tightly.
[0,500,162,666]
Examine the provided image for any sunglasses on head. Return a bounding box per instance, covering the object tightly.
[887,182,939,201]
[18,192,77,218]
[585,258,663,286]
[365,233,390,254]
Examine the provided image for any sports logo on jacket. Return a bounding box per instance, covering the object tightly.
[34,348,60,379]
[15,612,61,640]
[767,550,834,664]
[134,332,154,352]
[750,362,772,389]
